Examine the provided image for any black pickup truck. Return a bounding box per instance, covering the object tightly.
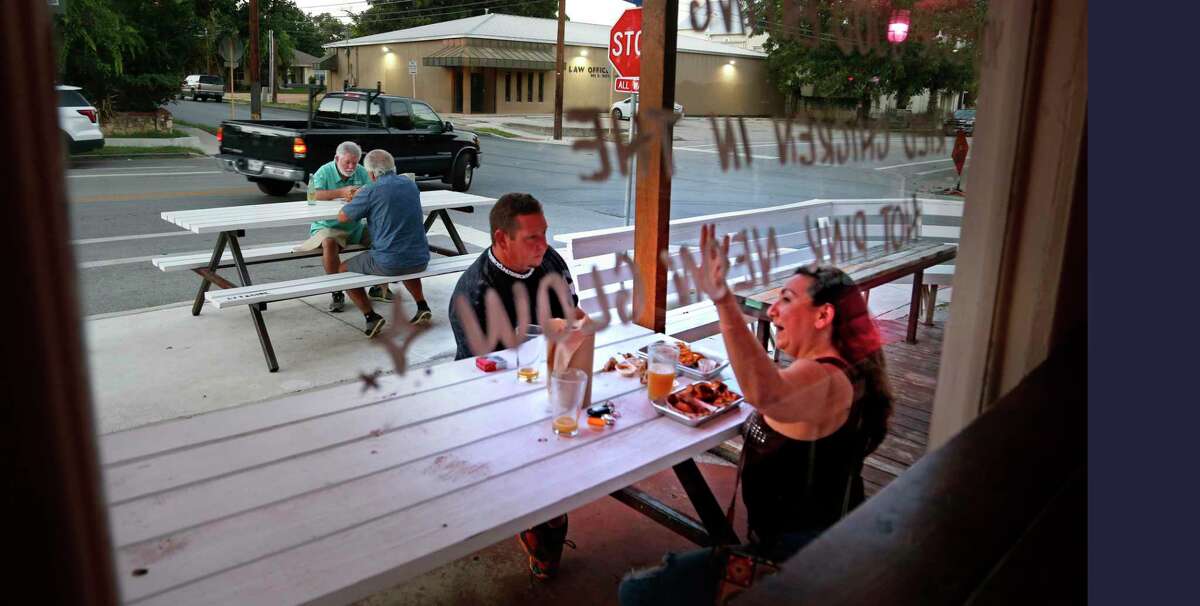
[215,90,481,196]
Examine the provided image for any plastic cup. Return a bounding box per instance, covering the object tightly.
[516,325,544,383]
[646,342,679,401]
[549,368,587,437]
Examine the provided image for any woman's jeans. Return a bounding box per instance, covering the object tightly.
[617,531,818,606]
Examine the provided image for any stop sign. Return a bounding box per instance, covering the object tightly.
[609,8,642,90]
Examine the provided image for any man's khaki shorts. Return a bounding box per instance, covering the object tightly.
[293,227,371,252]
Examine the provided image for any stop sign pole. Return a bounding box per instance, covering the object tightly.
[611,8,643,224]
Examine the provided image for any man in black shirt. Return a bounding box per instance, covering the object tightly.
[448,192,577,361]
[447,192,578,581]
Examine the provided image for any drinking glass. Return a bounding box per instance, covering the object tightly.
[549,368,588,437]
[515,324,544,383]
[306,185,317,206]
[646,342,679,401]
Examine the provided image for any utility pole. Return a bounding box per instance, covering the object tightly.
[249,0,261,120]
[269,29,276,103]
[552,0,565,140]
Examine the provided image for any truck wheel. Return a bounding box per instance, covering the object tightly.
[255,180,294,197]
[450,152,474,192]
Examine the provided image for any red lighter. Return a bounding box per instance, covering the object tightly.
[475,355,507,372]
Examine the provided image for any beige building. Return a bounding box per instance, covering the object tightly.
[323,13,783,117]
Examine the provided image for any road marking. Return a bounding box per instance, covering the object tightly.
[79,254,161,269]
[72,231,192,245]
[69,165,194,172]
[68,171,223,179]
[72,186,261,203]
[674,146,780,161]
[916,166,961,176]
[874,158,954,170]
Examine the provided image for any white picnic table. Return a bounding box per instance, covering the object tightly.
[101,322,750,605]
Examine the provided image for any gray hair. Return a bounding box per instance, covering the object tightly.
[363,149,396,178]
[335,140,362,159]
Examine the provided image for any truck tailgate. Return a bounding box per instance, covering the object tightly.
[219,121,307,165]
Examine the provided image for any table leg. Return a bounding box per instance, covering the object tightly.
[611,487,711,547]
[924,285,938,326]
[906,269,924,344]
[756,319,772,353]
[673,459,740,546]
[227,232,279,372]
[423,209,467,257]
[191,232,228,316]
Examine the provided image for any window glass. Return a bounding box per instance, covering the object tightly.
[200,76,223,85]
[388,102,413,129]
[517,73,523,102]
[538,73,544,103]
[57,89,90,107]
[317,96,342,119]
[528,72,533,102]
[505,72,511,102]
[410,102,442,131]
[340,97,365,120]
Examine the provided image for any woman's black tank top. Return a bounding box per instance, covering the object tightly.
[739,356,869,544]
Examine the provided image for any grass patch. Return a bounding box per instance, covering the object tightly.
[74,146,200,157]
[174,120,219,136]
[108,129,189,139]
[474,127,521,139]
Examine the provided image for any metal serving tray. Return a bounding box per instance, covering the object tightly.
[652,383,744,427]
[635,339,730,380]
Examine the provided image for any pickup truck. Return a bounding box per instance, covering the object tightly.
[215,90,481,196]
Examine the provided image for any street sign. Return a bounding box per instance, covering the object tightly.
[952,131,969,174]
[218,34,244,66]
[408,60,418,75]
[609,8,642,93]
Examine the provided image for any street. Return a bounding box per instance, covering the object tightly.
[71,99,966,316]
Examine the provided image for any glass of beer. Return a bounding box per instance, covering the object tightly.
[646,342,679,401]
[515,324,544,382]
[549,368,588,437]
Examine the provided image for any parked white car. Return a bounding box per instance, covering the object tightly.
[610,96,684,121]
[57,85,104,154]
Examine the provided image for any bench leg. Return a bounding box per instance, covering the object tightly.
[610,487,712,547]
[192,232,228,316]
[672,459,740,546]
[924,285,938,326]
[906,270,924,344]
[249,305,280,373]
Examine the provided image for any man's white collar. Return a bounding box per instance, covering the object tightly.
[488,249,534,279]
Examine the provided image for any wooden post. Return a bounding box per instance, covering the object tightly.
[249,0,261,119]
[552,0,566,140]
[3,1,118,603]
[632,0,678,333]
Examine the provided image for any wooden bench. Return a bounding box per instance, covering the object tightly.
[556,197,962,341]
[206,254,478,372]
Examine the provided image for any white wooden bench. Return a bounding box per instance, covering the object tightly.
[205,254,478,372]
[152,241,368,273]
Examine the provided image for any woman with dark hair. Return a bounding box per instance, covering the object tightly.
[618,225,894,605]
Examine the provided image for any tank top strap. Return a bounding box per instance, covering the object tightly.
[813,356,850,372]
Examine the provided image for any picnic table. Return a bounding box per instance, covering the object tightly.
[101,322,751,605]
[738,240,958,349]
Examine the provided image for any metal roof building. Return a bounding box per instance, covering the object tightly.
[322,13,782,116]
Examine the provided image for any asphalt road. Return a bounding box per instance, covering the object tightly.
[71,101,964,316]
[166,96,311,124]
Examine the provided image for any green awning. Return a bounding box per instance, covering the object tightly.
[423,45,556,70]
[317,53,338,71]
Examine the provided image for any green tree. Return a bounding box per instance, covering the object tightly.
[349,0,560,38]
[56,0,199,114]
[747,0,983,120]
[312,13,350,46]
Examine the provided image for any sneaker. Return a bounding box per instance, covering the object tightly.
[410,309,433,326]
[364,313,386,338]
[328,292,345,313]
[517,515,574,580]
[368,285,394,302]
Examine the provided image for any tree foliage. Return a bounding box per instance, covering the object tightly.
[56,0,198,114]
[348,0,560,38]
[744,0,984,119]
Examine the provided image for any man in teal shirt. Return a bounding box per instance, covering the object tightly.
[296,141,391,311]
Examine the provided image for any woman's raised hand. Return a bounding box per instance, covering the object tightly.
[698,224,731,302]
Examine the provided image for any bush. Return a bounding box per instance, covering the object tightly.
[111,73,181,112]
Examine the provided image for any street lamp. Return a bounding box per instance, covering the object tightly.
[888,10,911,44]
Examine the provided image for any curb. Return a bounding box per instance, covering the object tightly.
[70,152,206,160]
